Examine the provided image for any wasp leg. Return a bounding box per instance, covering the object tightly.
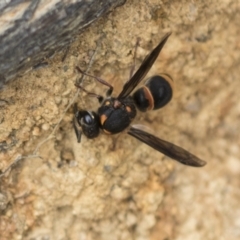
[129,37,140,79]
[74,83,104,103]
[76,66,113,96]
[73,110,83,143]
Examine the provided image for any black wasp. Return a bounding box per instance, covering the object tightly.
[74,32,206,167]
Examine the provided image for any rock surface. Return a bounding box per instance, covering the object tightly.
[0,0,239,239]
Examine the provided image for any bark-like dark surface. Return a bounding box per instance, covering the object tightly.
[0,0,125,87]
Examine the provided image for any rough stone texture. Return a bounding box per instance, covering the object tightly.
[0,0,240,239]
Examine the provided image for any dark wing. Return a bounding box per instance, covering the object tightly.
[128,126,206,167]
[118,32,172,99]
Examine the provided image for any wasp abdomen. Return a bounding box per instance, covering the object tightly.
[133,75,173,112]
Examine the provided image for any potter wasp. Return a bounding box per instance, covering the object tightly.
[73,32,206,167]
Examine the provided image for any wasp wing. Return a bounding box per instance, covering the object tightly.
[128,126,206,167]
[118,32,171,99]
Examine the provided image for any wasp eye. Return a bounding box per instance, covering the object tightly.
[77,111,95,126]
[83,114,94,125]
[76,110,100,139]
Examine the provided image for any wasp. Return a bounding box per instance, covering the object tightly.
[73,32,206,167]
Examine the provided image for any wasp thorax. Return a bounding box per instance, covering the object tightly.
[113,99,122,108]
[98,97,137,134]
[104,100,111,106]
